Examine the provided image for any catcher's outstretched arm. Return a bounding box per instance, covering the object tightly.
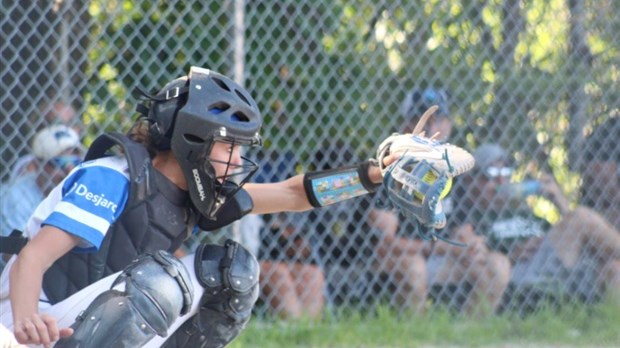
[245,155,397,214]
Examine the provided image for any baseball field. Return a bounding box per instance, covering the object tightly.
[230,298,620,347]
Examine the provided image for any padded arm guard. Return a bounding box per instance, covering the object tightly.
[303,160,381,208]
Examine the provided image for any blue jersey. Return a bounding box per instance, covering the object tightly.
[41,156,130,251]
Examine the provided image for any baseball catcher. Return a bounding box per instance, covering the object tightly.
[376,105,475,243]
[0,66,399,347]
[0,65,469,347]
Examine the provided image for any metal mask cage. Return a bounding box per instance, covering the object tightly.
[195,137,259,218]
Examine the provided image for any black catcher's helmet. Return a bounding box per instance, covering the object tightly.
[137,67,262,219]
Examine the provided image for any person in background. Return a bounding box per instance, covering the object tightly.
[251,151,326,319]
[580,117,620,305]
[451,143,620,314]
[0,125,84,272]
[10,101,81,181]
[378,89,511,315]
[304,142,407,311]
[580,117,619,229]
[41,102,82,130]
[399,88,453,142]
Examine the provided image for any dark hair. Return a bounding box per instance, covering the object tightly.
[127,118,158,158]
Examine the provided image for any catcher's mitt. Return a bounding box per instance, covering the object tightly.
[377,105,475,240]
[377,106,474,177]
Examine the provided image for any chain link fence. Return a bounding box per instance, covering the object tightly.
[2,0,619,324]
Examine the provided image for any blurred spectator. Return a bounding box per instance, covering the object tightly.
[11,101,81,181]
[451,143,620,314]
[0,125,84,271]
[399,88,453,142]
[376,88,510,315]
[258,211,325,319]
[41,101,81,129]
[252,151,326,319]
[581,117,619,229]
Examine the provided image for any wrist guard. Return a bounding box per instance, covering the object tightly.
[303,159,381,208]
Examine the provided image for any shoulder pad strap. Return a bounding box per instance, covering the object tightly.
[85,132,152,203]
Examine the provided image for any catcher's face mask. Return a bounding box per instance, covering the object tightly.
[170,67,262,219]
[203,137,258,210]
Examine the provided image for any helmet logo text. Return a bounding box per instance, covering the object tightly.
[192,169,206,201]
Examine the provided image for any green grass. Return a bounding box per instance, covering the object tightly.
[229,299,620,347]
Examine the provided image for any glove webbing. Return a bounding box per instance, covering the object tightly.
[411,219,466,247]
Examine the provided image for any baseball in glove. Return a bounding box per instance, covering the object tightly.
[377,105,475,242]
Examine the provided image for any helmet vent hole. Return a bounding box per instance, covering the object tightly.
[231,113,249,122]
[210,104,230,114]
[234,89,251,107]
[184,134,205,144]
[213,78,231,92]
